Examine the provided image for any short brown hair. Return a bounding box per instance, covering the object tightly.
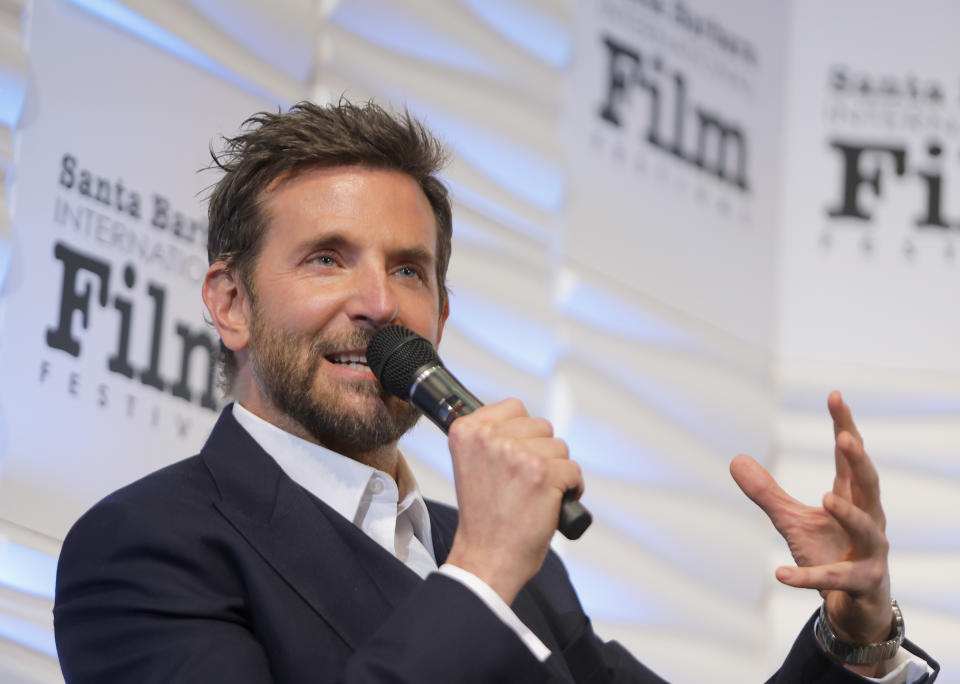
[207,100,452,392]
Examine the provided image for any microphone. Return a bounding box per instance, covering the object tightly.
[367,325,592,540]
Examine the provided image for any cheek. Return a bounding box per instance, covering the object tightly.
[272,286,344,330]
[402,305,442,341]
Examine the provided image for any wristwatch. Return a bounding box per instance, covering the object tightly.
[815,600,904,665]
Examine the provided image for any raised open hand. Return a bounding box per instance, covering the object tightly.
[730,391,893,652]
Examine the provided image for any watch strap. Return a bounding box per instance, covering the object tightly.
[815,599,904,665]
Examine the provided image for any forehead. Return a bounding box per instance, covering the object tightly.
[261,165,439,253]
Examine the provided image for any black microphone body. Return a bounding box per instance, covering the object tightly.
[367,325,592,540]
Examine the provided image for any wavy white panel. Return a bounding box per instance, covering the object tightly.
[186,0,319,83]
[458,0,572,68]
[780,362,960,415]
[325,0,562,109]
[319,25,561,156]
[451,201,553,256]
[67,0,305,102]
[562,516,764,647]
[447,242,555,375]
[562,329,772,457]
[892,552,960,616]
[576,474,771,604]
[0,638,61,684]
[0,0,26,254]
[557,361,759,498]
[0,519,61,680]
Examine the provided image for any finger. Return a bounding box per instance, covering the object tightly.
[836,431,884,522]
[495,416,554,440]
[524,436,570,462]
[509,440,580,496]
[470,398,530,423]
[823,492,887,555]
[829,391,870,501]
[828,390,864,445]
[729,454,803,530]
[554,458,585,500]
[828,392,855,498]
[775,560,881,595]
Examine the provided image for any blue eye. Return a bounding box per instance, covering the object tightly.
[397,265,422,279]
[313,255,336,266]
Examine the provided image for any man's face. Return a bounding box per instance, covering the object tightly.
[242,166,447,455]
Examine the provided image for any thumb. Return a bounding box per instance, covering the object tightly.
[730,454,799,527]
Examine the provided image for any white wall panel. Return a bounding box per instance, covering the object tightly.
[776,2,960,680]
[0,0,954,681]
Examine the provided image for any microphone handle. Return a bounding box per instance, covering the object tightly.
[408,365,592,540]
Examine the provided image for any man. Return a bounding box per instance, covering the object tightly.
[54,101,939,683]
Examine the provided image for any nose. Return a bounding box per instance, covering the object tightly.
[345,265,399,331]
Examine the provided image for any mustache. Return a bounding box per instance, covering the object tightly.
[310,329,375,357]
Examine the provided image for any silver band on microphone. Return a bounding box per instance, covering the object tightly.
[408,364,483,433]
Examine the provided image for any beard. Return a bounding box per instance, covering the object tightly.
[247,306,422,456]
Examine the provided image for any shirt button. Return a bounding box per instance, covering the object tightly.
[369,479,385,495]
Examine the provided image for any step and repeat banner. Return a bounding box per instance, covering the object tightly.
[0,0,270,539]
[774,1,960,672]
[558,2,788,680]
[564,0,787,348]
[779,0,960,375]
[0,0,957,681]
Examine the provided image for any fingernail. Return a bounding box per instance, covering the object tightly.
[777,567,794,581]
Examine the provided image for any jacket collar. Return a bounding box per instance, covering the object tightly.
[200,406,423,650]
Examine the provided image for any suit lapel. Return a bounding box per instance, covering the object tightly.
[425,500,455,565]
[200,408,419,651]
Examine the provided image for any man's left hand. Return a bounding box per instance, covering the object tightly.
[730,391,894,674]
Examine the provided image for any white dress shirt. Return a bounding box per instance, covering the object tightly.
[231,403,930,681]
[231,403,551,661]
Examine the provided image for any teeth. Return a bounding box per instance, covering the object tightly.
[329,352,367,366]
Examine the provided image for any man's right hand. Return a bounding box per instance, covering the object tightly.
[443,398,584,604]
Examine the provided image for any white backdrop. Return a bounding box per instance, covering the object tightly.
[0,1,956,682]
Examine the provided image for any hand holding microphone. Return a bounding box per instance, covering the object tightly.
[366,325,592,540]
[367,326,591,602]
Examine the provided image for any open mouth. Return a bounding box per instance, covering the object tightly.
[325,351,370,372]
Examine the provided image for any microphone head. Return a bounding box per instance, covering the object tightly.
[366,325,440,399]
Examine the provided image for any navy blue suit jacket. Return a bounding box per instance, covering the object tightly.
[53,408,939,682]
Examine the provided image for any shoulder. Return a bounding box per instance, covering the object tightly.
[61,405,252,545]
[56,457,220,590]
[66,455,214,538]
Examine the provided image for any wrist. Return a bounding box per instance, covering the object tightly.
[815,599,904,667]
[445,543,523,605]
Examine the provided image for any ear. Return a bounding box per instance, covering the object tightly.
[202,262,251,352]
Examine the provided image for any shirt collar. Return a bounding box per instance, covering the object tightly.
[231,402,435,557]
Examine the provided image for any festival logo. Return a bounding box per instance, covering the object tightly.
[587,0,760,225]
[34,152,218,440]
[820,65,959,262]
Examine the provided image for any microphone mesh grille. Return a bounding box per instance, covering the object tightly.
[366,325,440,399]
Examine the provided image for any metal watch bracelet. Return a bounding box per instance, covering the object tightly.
[815,599,904,665]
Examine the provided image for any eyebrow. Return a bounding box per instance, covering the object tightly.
[392,246,436,268]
